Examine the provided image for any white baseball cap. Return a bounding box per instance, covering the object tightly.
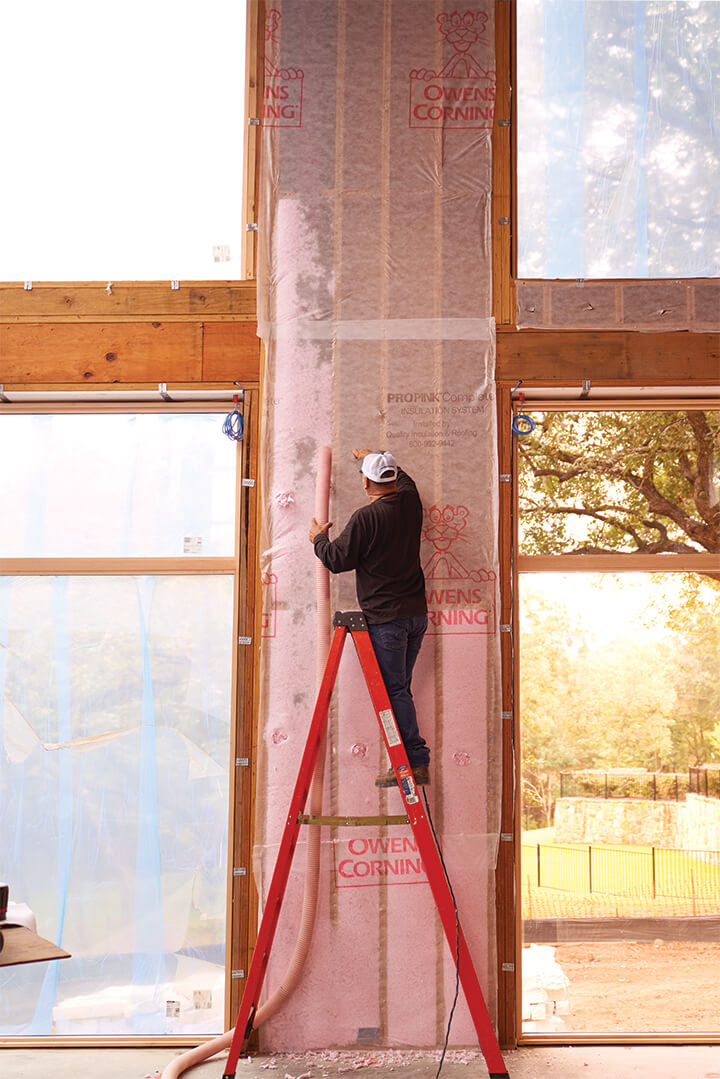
[361,451,398,483]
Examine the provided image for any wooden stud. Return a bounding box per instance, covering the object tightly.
[492,1,514,327]
[242,0,265,281]
[496,384,517,1049]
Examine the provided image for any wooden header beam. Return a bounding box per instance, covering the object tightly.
[0,321,260,384]
[497,330,720,385]
[0,282,257,322]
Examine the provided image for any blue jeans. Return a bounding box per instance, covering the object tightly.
[367,615,430,768]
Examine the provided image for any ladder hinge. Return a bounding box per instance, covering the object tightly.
[233,866,247,877]
[241,478,255,487]
[499,474,511,482]
[501,962,515,972]
[501,711,512,720]
[236,757,249,767]
[246,223,259,232]
[231,969,245,979]
[500,624,512,633]
[500,833,513,842]
[238,636,252,646]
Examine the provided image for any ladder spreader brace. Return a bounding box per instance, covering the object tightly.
[222,610,509,1079]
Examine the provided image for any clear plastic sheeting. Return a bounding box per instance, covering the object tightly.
[516,277,720,330]
[256,1,501,1051]
[517,0,720,280]
[0,575,233,1035]
[0,414,237,558]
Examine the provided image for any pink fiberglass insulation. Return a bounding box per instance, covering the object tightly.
[255,0,500,1051]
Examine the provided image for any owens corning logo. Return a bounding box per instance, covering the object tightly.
[264,10,304,128]
[422,505,496,635]
[409,10,496,130]
[261,572,278,637]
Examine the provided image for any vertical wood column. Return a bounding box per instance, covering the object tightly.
[495,384,517,1047]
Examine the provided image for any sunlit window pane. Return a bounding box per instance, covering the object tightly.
[520,571,720,1033]
[0,574,233,1035]
[0,1,245,281]
[0,414,237,557]
[517,409,720,558]
[517,1,720,278]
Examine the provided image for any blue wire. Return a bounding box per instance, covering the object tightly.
[223,405,244,442]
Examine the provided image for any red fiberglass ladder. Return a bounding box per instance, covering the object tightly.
[222,611,508,1079]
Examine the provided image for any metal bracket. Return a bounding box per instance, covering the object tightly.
[580,379,592,398]
[500,833,513,842]
[238,636,252,646]
[236,757,249,767]
[241,478,255,487]
[24,281,32,291]
[501,962,515,972]
[501,711,512,720]
[158,383,173,402]
[498,119,511,126]
[171,280,180,290]
[233,867,247,877]
[299,813,409,827]
[499,474,511,483]
[333,610,368,631]
[0,385,11,403]
[498,217,511,225]
[248,117,261,126]
[500,624,512,633]
[246,223,259,232]
[231,969,245,979]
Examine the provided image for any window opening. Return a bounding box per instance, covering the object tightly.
[0,1,246,281]
[517,405,720,1037]
[0,410,241,1038]
[516,1,720,279]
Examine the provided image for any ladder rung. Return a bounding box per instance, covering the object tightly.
[297,813,409,827]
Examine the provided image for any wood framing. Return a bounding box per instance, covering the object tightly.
[495,385,516,1047]
[491,2,513,328]
[496,330,720,385]
[492,0,719,1052]
[0,281,257,321]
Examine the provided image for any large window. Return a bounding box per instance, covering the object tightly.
[517,405,720,1037]
[517,1,720,279]
[0,1,246,281]
[0,410,242,1037]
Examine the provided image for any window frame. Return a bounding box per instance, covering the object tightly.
[0,395,260,1048]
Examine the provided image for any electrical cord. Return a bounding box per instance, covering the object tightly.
[422,787,460,1079]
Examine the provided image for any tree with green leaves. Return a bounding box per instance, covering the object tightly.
[518,410,720,576]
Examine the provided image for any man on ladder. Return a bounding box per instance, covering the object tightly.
[309,448,431,788]
[219,447,508,1079]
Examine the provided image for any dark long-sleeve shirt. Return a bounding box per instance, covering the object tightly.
[313,468,427,624]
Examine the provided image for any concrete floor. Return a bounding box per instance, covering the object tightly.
[2,1046,720,1079]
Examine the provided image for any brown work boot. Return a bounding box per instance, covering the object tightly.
[374,766,430,788]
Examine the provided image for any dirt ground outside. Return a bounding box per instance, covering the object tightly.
[549,940,720,1033]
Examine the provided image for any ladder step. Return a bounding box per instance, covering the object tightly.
[298,813,409,827]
